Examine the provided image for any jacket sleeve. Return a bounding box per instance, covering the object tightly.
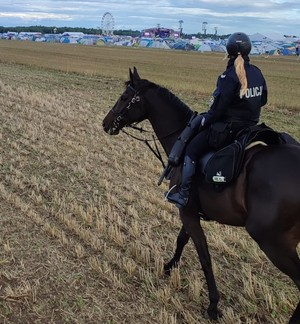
[261,77,268,106]
[201,74,237,127]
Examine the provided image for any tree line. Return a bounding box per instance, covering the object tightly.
[0,26,141,37]
[0,25,233,39]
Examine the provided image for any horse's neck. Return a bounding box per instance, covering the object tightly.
[159,130,182,156]
[145,91,192,155]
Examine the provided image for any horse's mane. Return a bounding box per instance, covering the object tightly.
[126,79,193,119]
[156,85,193,118]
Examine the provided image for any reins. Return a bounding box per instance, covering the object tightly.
[121,123,184,170]
[121,125,166,168]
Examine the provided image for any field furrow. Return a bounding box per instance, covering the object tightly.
[0,44,299,324]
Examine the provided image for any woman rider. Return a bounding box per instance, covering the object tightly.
[166,32,268,208]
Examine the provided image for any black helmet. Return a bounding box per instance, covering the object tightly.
[226,32,251,57]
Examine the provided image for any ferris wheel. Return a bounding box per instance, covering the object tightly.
[101,12,115,36]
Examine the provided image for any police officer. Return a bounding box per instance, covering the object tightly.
[166,32,268,208]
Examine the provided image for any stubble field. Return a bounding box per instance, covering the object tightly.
[0,40,299,324]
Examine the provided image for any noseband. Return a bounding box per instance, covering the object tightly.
[112,85,141,131]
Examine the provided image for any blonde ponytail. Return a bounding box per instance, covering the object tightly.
[234,54,247,98]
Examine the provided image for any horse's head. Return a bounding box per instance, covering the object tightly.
[103,67,148,135]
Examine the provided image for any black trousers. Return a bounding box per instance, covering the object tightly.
[185,121,256,162]
[185,128,210,162]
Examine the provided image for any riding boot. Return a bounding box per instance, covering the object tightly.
[166,156,196,208]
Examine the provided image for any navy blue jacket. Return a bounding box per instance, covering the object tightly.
[202,56,268,127]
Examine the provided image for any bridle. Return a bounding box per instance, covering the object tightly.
[111,85,141,131]
[110,84,184,170]
[110,84,170,168]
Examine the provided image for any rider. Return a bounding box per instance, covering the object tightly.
[166,32,268,208]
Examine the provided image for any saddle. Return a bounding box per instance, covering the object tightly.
[203,123,286,186]
[158,123,297,188]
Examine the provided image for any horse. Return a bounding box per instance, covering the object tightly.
[102,67,300,323]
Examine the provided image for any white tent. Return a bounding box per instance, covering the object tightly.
[249,33,273,42]
[250,46,261,55]
[198,44,212,52]
[149,39,170,49]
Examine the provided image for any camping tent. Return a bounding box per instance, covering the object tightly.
[210,44,226,52]
[198,44,212,52]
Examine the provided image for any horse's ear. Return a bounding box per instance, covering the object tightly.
[129,68,134,82]
[133,66,141,80]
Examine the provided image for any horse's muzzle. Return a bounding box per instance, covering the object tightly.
[102,121,119,135]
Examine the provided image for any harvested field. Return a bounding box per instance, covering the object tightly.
[0,41,299,324]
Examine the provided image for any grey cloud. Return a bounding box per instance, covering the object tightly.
[0,0,299,36]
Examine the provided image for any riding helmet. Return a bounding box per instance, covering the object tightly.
[226,32,252,57]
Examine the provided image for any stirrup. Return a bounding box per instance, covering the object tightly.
[165,186,189,208]
[164,185,177,201]
[166,192,188,208]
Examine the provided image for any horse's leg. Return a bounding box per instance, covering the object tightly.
[290,300,300,324]
[257,238,300,324]
[260,240,300,324]
[180,210,221,320]
[246,225,300,324]
[164,225,190,275]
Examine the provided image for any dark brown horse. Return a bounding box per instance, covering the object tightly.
[102,67,300,323]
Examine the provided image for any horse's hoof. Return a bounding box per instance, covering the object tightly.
[164,260,179,276]
[205,308,222,321]
[164,264,172,276]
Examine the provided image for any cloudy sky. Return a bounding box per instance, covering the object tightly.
[1,0,299,37]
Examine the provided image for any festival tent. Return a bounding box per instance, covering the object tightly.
[247,33,281,54]
[60,37,71,44]
[2,32,18,40]
[60,36,79,44]
[266,43,279,51]
[164,38,176,48]
[44,35,60,43]
[186,43,196,51]
[101,36,114,44]
[62,32,84,38]
[210,44,226,52]
[138,38,153,47]
[282,48,294,55]
[190,38,202,45]
[96,38,106,46]
[77,37,96,45]
[250,46,261,55]
[198,43,212,52]
[261,43,280,54]
[248,33,273,42]
[139,39,170,49]
[77,38,94,45]
[171,40,195,50]
[189,38,202,50]
[171,40,187,50]
[35,37,46,42]
[5,28,299,56]
[268,49,281,55]
[112,36,134,46]
[148,39,171,49]
[113,40,131,46]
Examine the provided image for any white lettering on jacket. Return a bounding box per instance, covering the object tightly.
[244,86,263,98]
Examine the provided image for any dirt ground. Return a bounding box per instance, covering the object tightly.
[0,58,299,324]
